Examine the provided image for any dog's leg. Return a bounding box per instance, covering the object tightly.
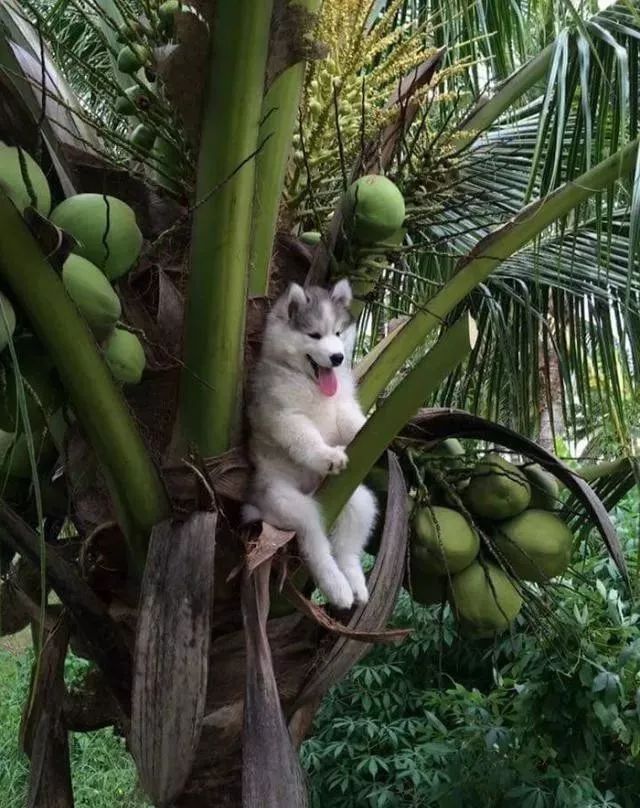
[330,485,377,606]
[260,481,354,610]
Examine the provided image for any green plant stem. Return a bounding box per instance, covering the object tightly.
[249,0,322,297]
[318,314,477,527]
[0,193,170,568]
[181,0,274,457]
[456,44,554,148]
[358,138,640,410]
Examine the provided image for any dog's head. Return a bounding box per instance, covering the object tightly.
[265,280,355,395]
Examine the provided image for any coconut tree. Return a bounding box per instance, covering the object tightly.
[0,0,638,804]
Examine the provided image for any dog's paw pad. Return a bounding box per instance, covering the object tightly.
[324,579,354,610]
[354,586,369,606]
[327,447,348,474]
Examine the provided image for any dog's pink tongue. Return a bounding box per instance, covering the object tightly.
[317,366,338,397]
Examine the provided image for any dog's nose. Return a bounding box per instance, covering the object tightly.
[330,353,344,367]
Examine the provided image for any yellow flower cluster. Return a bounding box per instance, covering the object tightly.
[287,0,465,216]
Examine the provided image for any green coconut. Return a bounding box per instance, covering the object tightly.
[131,124,156,153]
[115,85,153,117]
[0,292,16,354]
[405,571,447,607]
[50,194,143,281]
[0,336,63,433]
[131,126,155,155]
[62,254,122,336]
[342,175,405,244]
[465,453,531,520]
[117,44,150,74]
[103,328,146,384]
[450,561,522,634]
[494,509,572,582]
[300,231,321,246]
[0,142,51,215]
[412,506,479,575]
[158,0,180,27]
[522,464,559,510]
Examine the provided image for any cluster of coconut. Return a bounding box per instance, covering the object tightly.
[112,3,183,188]
[301,174,405,260]
[0,142,148,480]
[406,443,573,637]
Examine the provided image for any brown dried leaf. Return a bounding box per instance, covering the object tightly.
[157,271,184,355]
[64,428,113,536]
[241,561,309,807]
[158,9,210,151]
[23,618,74,808]
[266,0,326,91]
[131,512,217,806]
[245,523,296,572]
[282,579,410,643]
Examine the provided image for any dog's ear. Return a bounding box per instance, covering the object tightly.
[330,278,353,308]
[286,283,307,319]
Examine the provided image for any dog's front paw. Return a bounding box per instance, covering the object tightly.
[324,446,348,475]
[322,576,354,610]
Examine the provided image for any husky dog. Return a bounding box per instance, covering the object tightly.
[244,279,377,609]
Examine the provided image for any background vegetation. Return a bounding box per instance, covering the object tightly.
[2,490,638,808]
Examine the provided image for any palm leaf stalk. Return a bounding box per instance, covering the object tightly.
[0,192,170,568]
[357,137,640,411]
[456,44,555,149]
[318,313,477,526]
[249,0,322,297]
[180,0,274,456]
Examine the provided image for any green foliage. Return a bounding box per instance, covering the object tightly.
[0,645,148,807]
[302,492,640,808]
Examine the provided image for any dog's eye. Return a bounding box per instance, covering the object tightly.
[336,330,342,337]
[308,332,322,340]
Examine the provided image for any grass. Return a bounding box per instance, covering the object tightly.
[0,634,148,808]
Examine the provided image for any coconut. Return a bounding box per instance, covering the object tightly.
[117,44,150,74]
[131,124,156,153]
[300,231,321,246]
[412,506,479,575]
[0,142,51,215]
[450,561,522,634]
[158,0,180,28]
[115,85,153,116]
[494,509,572,582]
[0,292,16,354]
[62,254,122,336]
[342,175,405,244]
[103,328,146,384]
[522,464,559,510]
[405,570,447,607]
[150,139,181,192]
[50,194,143,280]
[0,336,63,433]
[465,453,531,520]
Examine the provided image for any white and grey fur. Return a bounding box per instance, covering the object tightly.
[244,279,377,609]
